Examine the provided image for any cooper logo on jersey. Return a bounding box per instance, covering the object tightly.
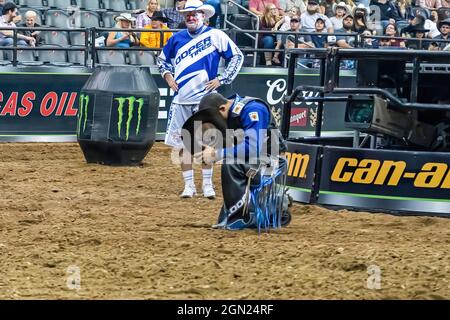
[175,37,212,64]
[158,26,244,105]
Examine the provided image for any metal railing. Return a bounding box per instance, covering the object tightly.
[1,26,449,68]
[0,26,90,67]
[223,0,260,67]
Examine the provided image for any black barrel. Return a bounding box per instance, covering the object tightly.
[77,66,159,166]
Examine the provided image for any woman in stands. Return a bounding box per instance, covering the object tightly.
[136,0,160,29]
[272,6,301,65]
[106,13,139,48]
[397,0,414,21]
[353,4,371,34]
[260,4,283,66]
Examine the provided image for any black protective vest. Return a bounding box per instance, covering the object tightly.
[226,96,288,155]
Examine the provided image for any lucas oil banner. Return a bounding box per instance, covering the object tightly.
[0,68,356,140]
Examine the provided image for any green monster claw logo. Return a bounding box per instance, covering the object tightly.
[77,94,89,136]
[115,96,145,141]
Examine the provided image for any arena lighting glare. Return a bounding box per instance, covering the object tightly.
[345,95,436,148]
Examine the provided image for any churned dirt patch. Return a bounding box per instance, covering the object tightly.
[0,142,449,299]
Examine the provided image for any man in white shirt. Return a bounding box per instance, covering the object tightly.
[300,0,333,33]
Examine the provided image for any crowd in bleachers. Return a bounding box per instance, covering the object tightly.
[0,0,449,67]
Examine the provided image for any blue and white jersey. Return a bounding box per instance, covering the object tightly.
[158,26,243,105]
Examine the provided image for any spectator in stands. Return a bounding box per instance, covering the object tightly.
[401,13,426,35]
[279,0,307,14]
[429,17,450,49]
[426,10,441,37]
[259,4,282,65]
[249,0,283,17]
[310,17,329,47]
[361,29,379,47]
[397,0,415,22]
[319,0,336,18]
[0,2,34,47]
[18,11,44,46]
[140,11,172,50]
[335,13,355,68]
[162,0,185,29]
[136,0,159,29]
[379,23,406,47]
[284,15,315,67]
[272,6,301,64]
[300,0,333,32]
[353,3,371,34]
[370,0,402,30]
[418,0,442,10]
[335,13,355,47]
[285,15,314,48]
[330,1,348,29]
[405,25,430,49]
[107,13,139,48]
[0,0,5,14]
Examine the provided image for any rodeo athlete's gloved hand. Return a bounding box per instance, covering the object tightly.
[193,145,217,165]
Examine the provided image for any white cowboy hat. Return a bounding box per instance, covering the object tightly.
[114,12,136,23]
[354,3,368,12]
[177,0,215,19]
[334,1,348,13]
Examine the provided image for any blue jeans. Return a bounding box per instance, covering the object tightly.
[0,37,28,46]
[262,35,275,49]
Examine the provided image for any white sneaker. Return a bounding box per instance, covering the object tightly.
[202,183,216,199]
[181,184,196,198]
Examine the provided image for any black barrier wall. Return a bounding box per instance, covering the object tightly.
[286,141,450,216]
[0,67,355,141]
[318,146,450,215]
[285,141,320,203]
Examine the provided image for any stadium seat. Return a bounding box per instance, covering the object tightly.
[73,10,101,28]
[97,49,127,65]
[45,9,73,28]
[129,0,147,10]
[20,0,44,7]
[69,30,87,46]
[437,8,450,22]
[221,1,239,16]
[46,0,74,9]
[160,0,175,9]
[102,11,118,27]
[412,6,431,19]
[68,46,90,65]
[38,44,71,66]
[103,0,129,11]
[228,14,254,48]
[77,0,103,10]
[5,47,43,66]
[128,50,156,65]
[18,7,43,25]
[41,30,70,45]
[0,50,11,66]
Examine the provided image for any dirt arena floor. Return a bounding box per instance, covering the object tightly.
[0,142,449,300]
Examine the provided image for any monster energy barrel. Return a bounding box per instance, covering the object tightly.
[77,66,159,166]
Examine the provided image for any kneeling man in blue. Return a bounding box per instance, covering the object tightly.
[182,93,292,231]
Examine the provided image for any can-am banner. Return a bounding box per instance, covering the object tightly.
[0,67,355,140]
